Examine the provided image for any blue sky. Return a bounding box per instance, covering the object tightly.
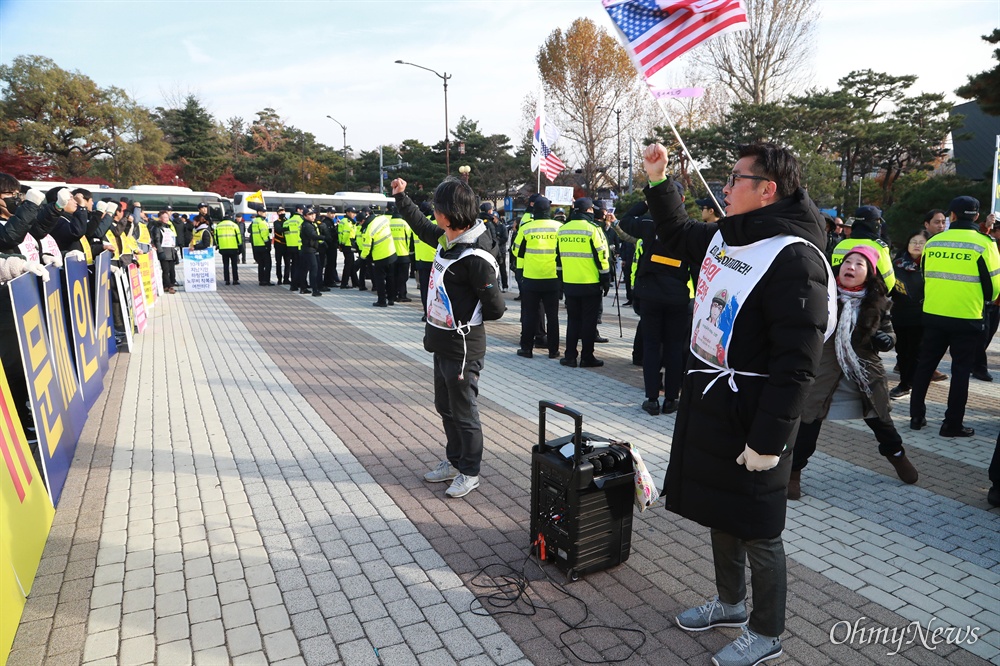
[1,0,997,157]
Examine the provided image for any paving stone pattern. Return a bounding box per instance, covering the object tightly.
[8,264,1000,666]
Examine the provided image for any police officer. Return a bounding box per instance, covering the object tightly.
[250,208,274,285]
[299,206,323,297]
[215,214,242,285]
[189,214,213,250]
[355,207,372,291]
[413,201,437,317]
[831,206,896,291]
[513,195,560,358]
[314,208,332,292]
[285,204,304,291]
[338,206,359,289]
[322,208,340,288]
[909,196,1000,437]
[359,207,397,306]
[273,207,289,284]
[558,198,610,367]
[389,203,414,302]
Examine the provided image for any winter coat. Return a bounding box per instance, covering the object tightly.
[801,292,894,424]
[647,179,831,540]
[395,193,505,362]
[890,252,924,328]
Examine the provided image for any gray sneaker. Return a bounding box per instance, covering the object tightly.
[712,627,782,666]
[445,473,480,498]
[675,596,747,632]
[424,461,458,483]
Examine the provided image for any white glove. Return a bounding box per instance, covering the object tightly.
[42,253,63,268]
[24,188,45,206]
[25,260,49,281]
[110,265,121,276]
[64,250,86,262]
[55,188,72,209]
[96,200,109,214]
[736,445,780,472]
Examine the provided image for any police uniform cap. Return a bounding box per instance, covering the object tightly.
[303,206,316,215]
[696,197,722,216]
[480,202,493,213]
[198,202,209,208]
[853,205,882,223]
[947,196,980,220]
[574,197,594,212]
[345,206,357,213]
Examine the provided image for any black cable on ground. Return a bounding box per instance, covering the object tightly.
[468,547,647,664]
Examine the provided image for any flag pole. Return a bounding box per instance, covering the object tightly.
[651,94,725,215]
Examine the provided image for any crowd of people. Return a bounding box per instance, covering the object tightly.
[4,150,999,666]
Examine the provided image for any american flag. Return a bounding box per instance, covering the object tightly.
[603,0,748,81]
[539,144,566,182]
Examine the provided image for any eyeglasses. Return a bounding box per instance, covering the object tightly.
[726,173,771,188]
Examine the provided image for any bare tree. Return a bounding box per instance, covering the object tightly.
[537,18,648,193]
[695,0,818,104]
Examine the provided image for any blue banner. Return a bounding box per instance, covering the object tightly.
[42,266,85,447]
[9,273,83,506]
[65,256,104,410]
[93,251,111,375]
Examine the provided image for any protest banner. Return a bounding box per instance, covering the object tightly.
[9,273,84,506]
[115,268,134,353]
[64,256,105,409]
[93,251,112,373]
[128,264,147,334]
[183,247,217,292]
[136,251,156,310]
[0,369,55,665]
[42,265,85,444]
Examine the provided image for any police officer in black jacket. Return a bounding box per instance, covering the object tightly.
[299,206,322,296]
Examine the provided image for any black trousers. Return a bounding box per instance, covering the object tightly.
[159,257,177,288]
[274,243,288,283]
[394,260,410,300]
[324,244,339,286]
[434,355,484,477]
[252,245,272,284]
[623,258,634,300]
[239,237,246,263]
[220,249,239,283]
[357,257,370,290]
[564,292,601,361]
[416,261,432,311]
[893,324,922,388]
[792,417,903,472]
[497,248,508,289]
[639,299,689,401]
[975,304,1000,373]
[301,251,320,295]
[340,247,357,288]
[287,248,301,289]
[372,256,397,304]
[712,530,786,637]
[910,324,980,428]
[519,288,559,354]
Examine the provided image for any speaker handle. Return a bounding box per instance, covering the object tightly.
[538,401,584,465]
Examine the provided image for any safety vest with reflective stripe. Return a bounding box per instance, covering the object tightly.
[512,213,534,269]
[390,216,413,258]
[921,228,1000,320]
[215,219,241,250]
[557,218,609,285]
[831,238,895,292]
[284,215,302,249]
[631,239,642,287]
[360,215,396,261]
[515,218,560,279]
[338,216,356,247]
[414,215,439,262]
[250,216,270,247]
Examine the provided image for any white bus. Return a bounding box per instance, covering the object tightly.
[233,191,393,222]
[15,182,232,222]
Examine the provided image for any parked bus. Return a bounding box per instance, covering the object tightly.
[15,182,231,222]
[232,191,393,222]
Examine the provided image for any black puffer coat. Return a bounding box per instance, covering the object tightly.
[647,179,831,540]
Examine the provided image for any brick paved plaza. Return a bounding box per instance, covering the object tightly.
[7,263,999,666]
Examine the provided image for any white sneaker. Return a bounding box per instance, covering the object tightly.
[424,461,458,483]
[445,473,480,498]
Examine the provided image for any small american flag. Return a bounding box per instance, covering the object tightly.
[540,144,566,182]
[603,0,748,80]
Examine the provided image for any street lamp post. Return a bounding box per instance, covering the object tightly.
[598,106,622,195]
[395,59,452,175]
[325,115,348,188]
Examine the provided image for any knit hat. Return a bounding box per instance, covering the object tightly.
[843,245,880,275]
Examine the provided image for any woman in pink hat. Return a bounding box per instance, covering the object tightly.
[788,246,918,499]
